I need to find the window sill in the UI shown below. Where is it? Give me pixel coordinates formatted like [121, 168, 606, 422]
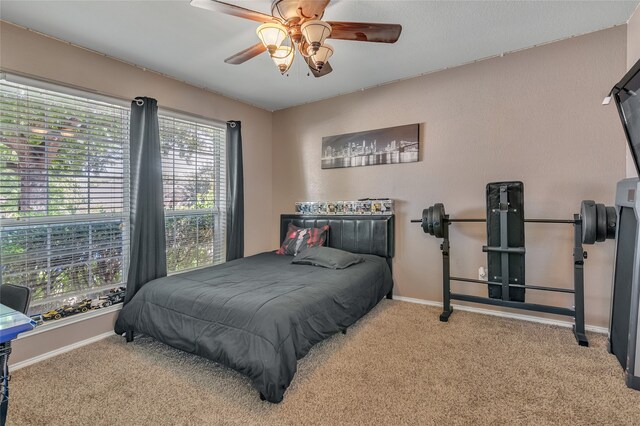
[17, 304, 122, 340]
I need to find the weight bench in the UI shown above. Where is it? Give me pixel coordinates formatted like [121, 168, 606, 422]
[486, 182, 525, 302]
[412, 181, 616, 346]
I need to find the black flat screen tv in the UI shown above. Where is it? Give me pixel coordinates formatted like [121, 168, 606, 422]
[613, 59, 640, 175]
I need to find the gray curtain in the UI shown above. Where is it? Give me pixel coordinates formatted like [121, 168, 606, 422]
[124, 97, 167, 304]
[226, 121, 244, 261]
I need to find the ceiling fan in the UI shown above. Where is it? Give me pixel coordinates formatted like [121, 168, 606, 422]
[190, 0, 402, 77]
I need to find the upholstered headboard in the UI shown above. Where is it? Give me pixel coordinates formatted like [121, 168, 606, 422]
[279, 214, 395, 266]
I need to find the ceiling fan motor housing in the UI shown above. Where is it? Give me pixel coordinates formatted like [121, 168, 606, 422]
[289, 26, 303, 44]
[271, 0, 326, 22]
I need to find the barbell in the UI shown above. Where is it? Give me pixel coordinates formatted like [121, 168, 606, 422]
[413, 200, 616, 244]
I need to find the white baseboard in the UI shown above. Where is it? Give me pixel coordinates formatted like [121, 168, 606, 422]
[10, 330, 114, 371]
[393, 295, 609, 335]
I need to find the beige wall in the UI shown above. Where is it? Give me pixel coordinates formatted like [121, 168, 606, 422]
[629, 6, 640, 73]
[272, 27, 628, 328]
[0, 21, 274, 364]
[11, 310, 120, 365]
[627, 6, 640, 177]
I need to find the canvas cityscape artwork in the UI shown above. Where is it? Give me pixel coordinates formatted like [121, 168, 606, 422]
[321, 123, 420, 169]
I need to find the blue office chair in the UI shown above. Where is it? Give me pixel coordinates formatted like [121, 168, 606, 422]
[0, 284, 31, 314]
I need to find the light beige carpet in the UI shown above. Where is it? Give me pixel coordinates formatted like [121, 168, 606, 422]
[8, 301, 640, 425]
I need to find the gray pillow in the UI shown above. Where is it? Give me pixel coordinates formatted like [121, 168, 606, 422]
[292, 246, 364, 269]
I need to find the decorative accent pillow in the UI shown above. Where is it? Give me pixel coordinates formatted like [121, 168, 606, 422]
[276, 224, 329, 256]
[292, 246, 364, 269]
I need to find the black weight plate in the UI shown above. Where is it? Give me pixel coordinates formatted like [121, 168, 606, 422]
[421, 208, 430, 233]
[581, 200, 597, 245]
[605, 206, 617, 239]
[596, 203, 607, 242]
[433, 203, 445, 238]
[427, 206, 434, 235]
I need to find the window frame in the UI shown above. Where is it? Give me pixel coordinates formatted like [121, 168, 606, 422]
[0, 76, 131, 311]
[158, 110, 227, 275]
[0, 73, 227, 313]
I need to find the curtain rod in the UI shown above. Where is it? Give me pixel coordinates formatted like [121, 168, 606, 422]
[0, 68, 227, 127]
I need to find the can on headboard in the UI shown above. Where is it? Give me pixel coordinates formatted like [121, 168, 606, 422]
[317, 202, 328, 215]
[371, 200, 383, 214]
[372, 199, 394, 215]
[359, 200, 372, 215]
[381, 199, 394, 215]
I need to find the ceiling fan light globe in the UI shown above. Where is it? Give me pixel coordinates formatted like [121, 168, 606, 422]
[256, 22, 288, 54]
[271, 45, 294, 74]
[298, 40, 312, 57]
[300, 20, 332, 48]
[311, 43, 333, 69]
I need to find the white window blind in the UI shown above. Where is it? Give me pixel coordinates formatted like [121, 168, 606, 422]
[0, 79, 130, 311]
[159, 114, 226, 274]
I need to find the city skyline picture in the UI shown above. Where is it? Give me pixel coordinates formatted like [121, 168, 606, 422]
[321, 123, 420, 169]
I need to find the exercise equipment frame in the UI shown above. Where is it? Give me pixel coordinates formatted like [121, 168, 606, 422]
[412, 213, 589, 347]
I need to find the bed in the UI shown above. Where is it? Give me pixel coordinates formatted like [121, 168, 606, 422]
[114, 214, 394, 403]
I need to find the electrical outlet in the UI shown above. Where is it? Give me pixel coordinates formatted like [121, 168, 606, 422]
[478, 266, 487, 281]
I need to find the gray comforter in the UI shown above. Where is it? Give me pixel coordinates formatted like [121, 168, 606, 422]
[114, 252, 392, 403]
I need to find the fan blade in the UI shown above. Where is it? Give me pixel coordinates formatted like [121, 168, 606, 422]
[327, 21, 402, 43]
[304, 56, 333, 78]
[225, 42, 267, 65]
[190, 0, 275, 23]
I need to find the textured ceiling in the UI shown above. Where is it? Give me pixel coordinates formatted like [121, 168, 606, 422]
[1, 1, 637, 110]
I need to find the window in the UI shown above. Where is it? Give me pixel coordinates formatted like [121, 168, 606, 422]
[159, 114, 226, 273]
[0, 79, 129, 313]
[0, 77, 226, 316]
